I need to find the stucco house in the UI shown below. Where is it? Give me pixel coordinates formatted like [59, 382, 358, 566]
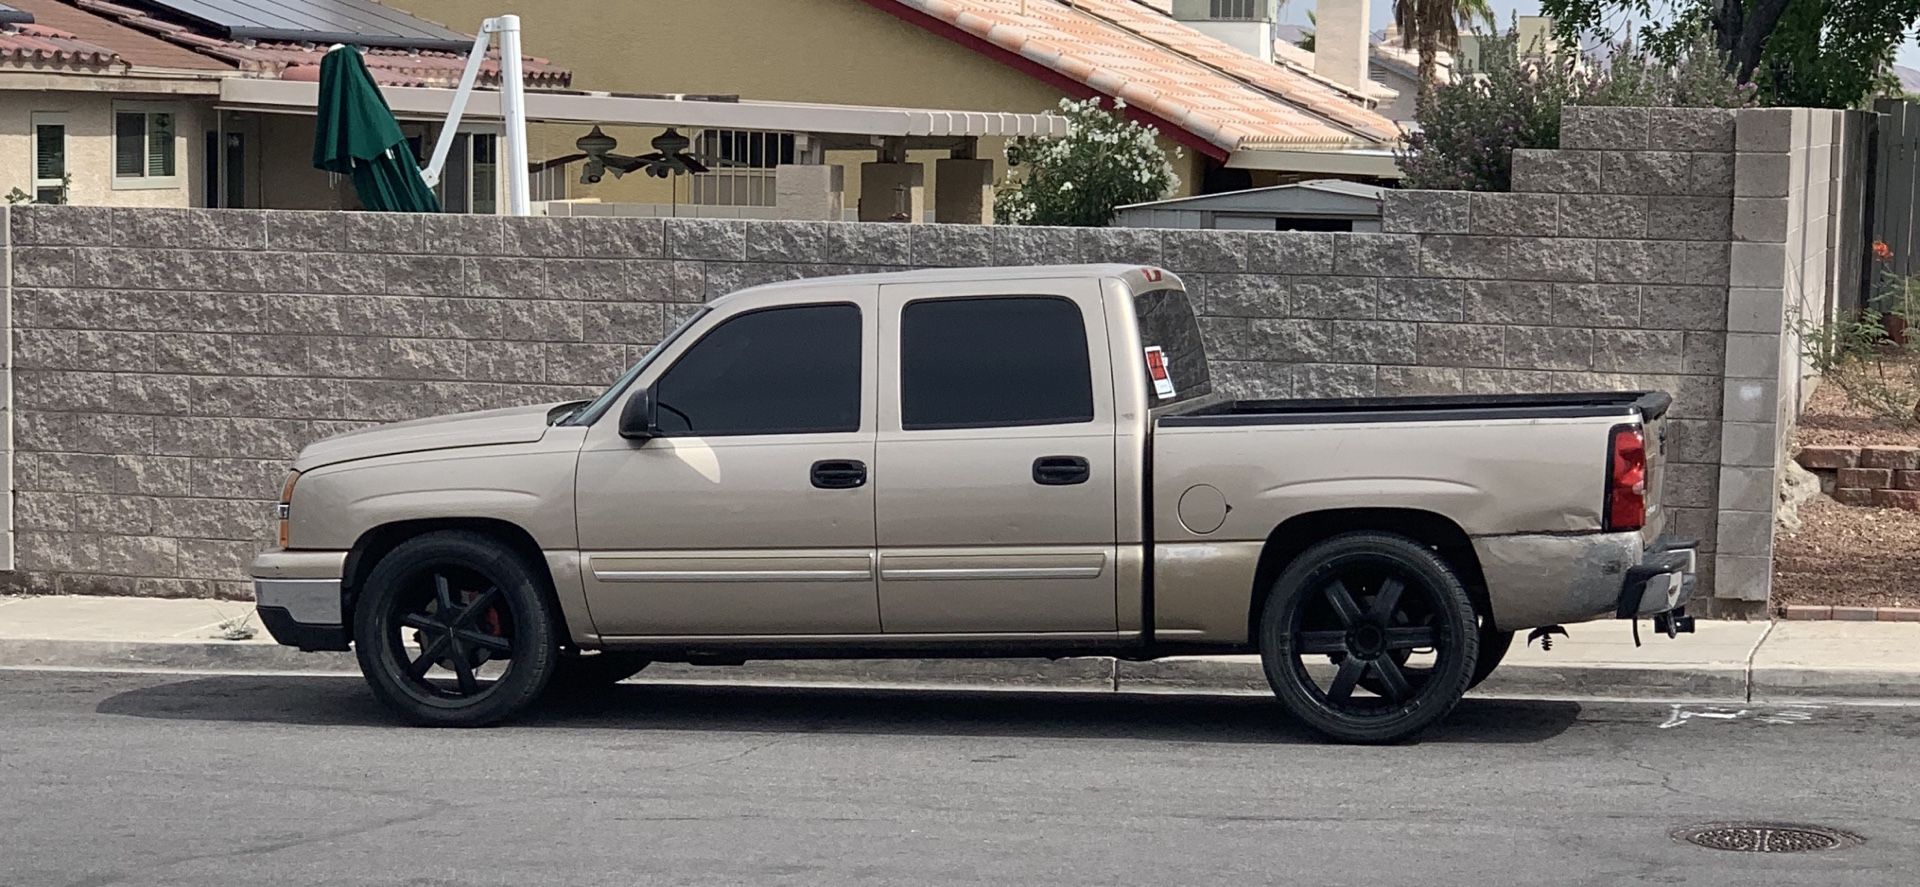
[389, 0, 1404, 217]
[0, 0, 569, 211]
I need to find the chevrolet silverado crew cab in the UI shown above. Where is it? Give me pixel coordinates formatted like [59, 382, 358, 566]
[253, 265, 1696, 743]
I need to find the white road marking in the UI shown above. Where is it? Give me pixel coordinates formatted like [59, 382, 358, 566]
[1659, 702, 1824, 728]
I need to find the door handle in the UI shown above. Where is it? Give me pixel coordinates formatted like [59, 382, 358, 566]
[810, 459, 868, 490]
[1032, 455, 1091, 486]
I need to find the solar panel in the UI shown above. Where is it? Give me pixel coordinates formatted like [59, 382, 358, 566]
[0, 3, 34, 26]
[138, 0, 471, 50]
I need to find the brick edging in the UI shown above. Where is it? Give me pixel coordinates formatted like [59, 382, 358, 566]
[1779, 605, 1920, 621]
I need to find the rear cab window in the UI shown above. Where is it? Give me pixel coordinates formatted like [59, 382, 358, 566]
[1131, 285, 1212, 408]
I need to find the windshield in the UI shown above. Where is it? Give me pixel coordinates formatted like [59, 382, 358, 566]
[563, 306, 712, 426]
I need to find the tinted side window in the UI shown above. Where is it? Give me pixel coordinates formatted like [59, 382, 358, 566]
[653, 303, 860, 436]
[900, 296, 1094, 430]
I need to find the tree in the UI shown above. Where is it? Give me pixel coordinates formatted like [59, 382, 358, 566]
[1394, 0, 1497, 89]
[995, 97, 1179, 228]
[1542, 0, 1920, 107]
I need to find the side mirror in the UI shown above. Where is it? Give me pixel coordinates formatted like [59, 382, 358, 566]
[618, 388, 660, 442]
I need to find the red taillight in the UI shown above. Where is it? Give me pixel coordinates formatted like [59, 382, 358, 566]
[1605, 425, 1647, 532]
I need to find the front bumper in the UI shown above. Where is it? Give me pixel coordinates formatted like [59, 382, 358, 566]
[252, 550, 350, 652]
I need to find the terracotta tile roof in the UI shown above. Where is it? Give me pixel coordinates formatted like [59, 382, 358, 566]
[6, 0, 222, 68]
[63, 0, 570, 87]
[0, 20, 120, 67]
[877, 0, 1398, 155]
[231, 41, 571, 88]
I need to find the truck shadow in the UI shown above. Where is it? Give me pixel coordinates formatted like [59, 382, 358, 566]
[94, 675, 1581, 745]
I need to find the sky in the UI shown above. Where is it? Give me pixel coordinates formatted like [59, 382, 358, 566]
[1271, 0, 1920, 70]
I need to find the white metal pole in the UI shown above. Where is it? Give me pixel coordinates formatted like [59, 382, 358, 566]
[421, 28, 493, 188]
[493, 14, 532, 216]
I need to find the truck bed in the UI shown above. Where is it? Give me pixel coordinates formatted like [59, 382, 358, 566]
[1159, 391, 1672, 427]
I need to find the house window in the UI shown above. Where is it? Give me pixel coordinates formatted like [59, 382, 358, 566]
[691, 130, 795, 207]
[113, 103, 178, 188]
[1209, 0, 1260, 21]
[31, 112, 66, 205]
[437, 129, 501, 214]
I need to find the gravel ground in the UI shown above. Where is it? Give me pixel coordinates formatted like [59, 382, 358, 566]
[1773, 494, 1920, 607]
[1776, 368, 1920, 608]
[1794, 367, 1920, 448]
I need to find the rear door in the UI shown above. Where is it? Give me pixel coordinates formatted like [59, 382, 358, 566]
[873, 279, 1119, 634]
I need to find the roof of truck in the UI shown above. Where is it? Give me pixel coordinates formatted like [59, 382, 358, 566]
[719, 264, 1175, 304]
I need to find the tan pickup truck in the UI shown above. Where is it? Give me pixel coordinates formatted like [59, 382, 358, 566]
[253, 265, 1696, 743]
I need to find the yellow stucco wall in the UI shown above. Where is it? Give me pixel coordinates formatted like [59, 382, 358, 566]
[0, 88, 208, 208]
[390, 0, 1200, 209]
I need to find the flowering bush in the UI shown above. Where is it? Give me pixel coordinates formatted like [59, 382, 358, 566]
[1399, 32, 1754, 192]
[996, 97, 1180, 227]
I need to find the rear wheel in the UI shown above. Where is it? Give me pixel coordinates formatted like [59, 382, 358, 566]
[1259, 532, 1479, 744]
[352, 530, 558, 727]
[1342, 616, 1513, 695]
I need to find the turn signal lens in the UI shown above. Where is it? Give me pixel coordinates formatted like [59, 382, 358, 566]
[277, 470, 300, 549]
[1604, 426, 1646, 532]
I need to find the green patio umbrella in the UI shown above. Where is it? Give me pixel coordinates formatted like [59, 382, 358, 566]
[312, 45, 441, 213]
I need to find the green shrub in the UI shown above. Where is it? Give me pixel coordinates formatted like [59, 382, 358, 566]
[1398, 33, 1754, 192]
[996, 97, 1180, 227]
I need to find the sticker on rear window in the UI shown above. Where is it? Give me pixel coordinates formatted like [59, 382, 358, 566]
[1144, 346, 1176, 400]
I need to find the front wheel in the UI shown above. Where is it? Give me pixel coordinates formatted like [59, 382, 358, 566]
[352, 530, 559, 727]
[1259, 532, 1480, 744]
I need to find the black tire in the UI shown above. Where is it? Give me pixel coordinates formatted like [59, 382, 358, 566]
[1470, 626, 1514, 690]
[1258, 532, 1480, 744]
[352, 530, 559, 727]
[547, 651, 651, 695]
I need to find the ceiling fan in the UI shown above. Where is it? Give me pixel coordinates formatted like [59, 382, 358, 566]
[532, 126, 711, 184]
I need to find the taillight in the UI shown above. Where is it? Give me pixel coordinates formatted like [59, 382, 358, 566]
[1604, 425, 1646, 532]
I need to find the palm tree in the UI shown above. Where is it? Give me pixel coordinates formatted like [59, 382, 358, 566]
[1393, 0, 1496, 91]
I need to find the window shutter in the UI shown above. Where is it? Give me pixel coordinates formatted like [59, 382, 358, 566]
[115, 112, 145, 177]
[34, 124, 63, 181]
[147, 112, 176, 177]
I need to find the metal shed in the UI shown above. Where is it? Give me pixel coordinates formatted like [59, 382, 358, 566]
[1112, 179, 1386, 231]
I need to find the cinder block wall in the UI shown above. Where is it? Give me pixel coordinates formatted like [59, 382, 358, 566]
[0, 107, 1801, 609]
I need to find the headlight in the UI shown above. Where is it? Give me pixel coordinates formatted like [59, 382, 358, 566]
[278, 470, 301, 548]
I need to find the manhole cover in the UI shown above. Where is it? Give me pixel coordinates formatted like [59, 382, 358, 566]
[1674, 823, 1861, 853]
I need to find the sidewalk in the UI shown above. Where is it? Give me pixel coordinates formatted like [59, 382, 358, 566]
[4, 594, 1919, 702]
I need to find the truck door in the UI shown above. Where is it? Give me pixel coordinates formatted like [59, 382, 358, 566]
[873, 279, 1119, 633]
[573, 292, 880, 637]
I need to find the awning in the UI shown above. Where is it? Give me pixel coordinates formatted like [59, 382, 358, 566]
[219, 78, 1068, 141]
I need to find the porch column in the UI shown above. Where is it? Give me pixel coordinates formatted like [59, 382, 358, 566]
[775, 163, 845, 220]
[858, 162, 924, 222]
[934, 157, 995, 225]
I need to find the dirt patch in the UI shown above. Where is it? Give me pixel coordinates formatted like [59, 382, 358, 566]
[1772, 494, 1920, 608]
[1794, 357, 1920, 448]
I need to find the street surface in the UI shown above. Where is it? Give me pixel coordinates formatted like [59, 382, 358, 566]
[2, 669, 1916, 886]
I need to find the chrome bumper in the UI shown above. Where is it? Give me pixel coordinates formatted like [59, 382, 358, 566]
[1474, 531, 1698, 632]
[252, 550, 349, 651]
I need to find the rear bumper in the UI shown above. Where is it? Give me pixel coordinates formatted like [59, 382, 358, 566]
[1474, 530, 1698, 632]
[252, 550, 350, 652]
[1615, 537, 1698, 619]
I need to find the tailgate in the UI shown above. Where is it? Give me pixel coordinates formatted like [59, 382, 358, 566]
[1639, 394, 1673, 543]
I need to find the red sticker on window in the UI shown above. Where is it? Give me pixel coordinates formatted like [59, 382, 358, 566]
[1143, 346, 1175, 399]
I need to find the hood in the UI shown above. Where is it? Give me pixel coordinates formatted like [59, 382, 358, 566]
[293, 402, 570, 471]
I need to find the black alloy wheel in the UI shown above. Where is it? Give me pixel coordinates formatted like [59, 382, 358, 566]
[354, 530, 558, 727]
[1259, 532, 1480, 744]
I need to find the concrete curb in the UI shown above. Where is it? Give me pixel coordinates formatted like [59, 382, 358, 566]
[6, 638, 1920, 702]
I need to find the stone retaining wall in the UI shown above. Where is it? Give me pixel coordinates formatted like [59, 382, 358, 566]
[0, 106, 1829, 613]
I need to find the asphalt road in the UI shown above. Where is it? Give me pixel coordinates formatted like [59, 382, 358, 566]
[2, 669, 1917, 887]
